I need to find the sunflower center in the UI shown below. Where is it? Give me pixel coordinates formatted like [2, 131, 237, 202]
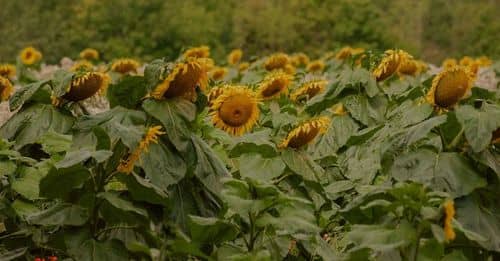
[288, 127, 320, 148]
[26, 52, 32, 59]
[219, 94, 253, 127]
[434, 70, 469, 108]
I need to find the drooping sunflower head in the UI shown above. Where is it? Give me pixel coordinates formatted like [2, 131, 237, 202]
[372, 49, 411, 82]
[335, 46, 354, 60]
[0, 64, 16, 79]
[210, 66, 228, 81]
[291, 53, 310, 67]
[79, 48, 99, 60]
[284, 64, 296, 76]
[62, 72, 107, 102]
[279, 117, 330, 149]
[0, 76, 14, 102]
[183, 45, 210, 59]
[227, 49, 243, 65]
[290, 79, 328, 102]
[476, 56, 492, 67]
[306, 60, 326, 73]
[238, 62, 250, 72]
[71, 60, 94, 72]
[151, 58, 208, 100]
[426, 66, 472, 109]
[441, 58, 457, 70]
[443, 200, 456, 242]
[459, 56, 474, 67]
[210, 86, 260, 136]
[111, 58, 140, 74]
[398, 59, 419, 76]
[20, 46, 42, 65]
[258, 71, 293, 99]
[264, 53, 290, 71]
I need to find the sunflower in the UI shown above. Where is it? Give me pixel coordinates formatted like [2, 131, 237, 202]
[20, 46, 42, 65]
[306, 60, 325, 73]
[372, 49, 411, 82]
[0, 64, 16, 79]
[258, 71, 293, 99]
[111, 58, 140, 74]
[227, 49, 243, 65]
[199, 57, 215, 71]
[466, 62, 480, 81]
[210, 86, 260, 136]
[492, 128, 500, 145]
[426, 66, 472, 109]
[238, 62, 250, 72]
[264, 53, 290, 71]
[0, 76, 14, 101]
[331, 103, 347, 116]
[443, 200, 456, 242]
[416, 60, 429, 73]
[279, 117, 330, 149]
[62, 72, 108, 102]
[441, 58, 457, 70]
[291, 53, 310, 67]
[117, 126, 166, 174]
[476, 56, 492, 67]
[459, 56, 474, 67]
[71, 60, 94, 72]
[79, 48, 99, 60]
[398, 59, 418, 76]
[210, 66, 228, 81]
[290, 80, 327, 102]
[151, 58, 207, 100]
[335, 46, 365, 60]
[284, 64, 296, 76]
[207, 86, 226, 107]
[183, 45, 210, 59]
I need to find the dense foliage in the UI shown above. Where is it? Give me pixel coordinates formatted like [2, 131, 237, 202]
[0, 45, 499, 261]
[0, 0, 499, 63]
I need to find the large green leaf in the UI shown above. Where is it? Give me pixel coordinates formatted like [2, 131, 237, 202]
[0, 104, 74, 149]
[188, 216, 239, 245]
[143, 98, 196, 151]
[9, 79, 51, 111]
[39, 165, 90, 199]
[107, 75, 147, 109]
[139, 142, 186, 189]
[281, 149, 325, 183]
[72, 239, 128, 261]
[191, 135, 229, 195]
[343, 94, 387, 126]
[310, 115, 359, 159]
[37, 130, 72, 154]
[238, 153, 285, 182]
[11, 166, 45, 200]
[229, 129, 278, 158]
[346, 222, 416, 252]
[98, 192, 148, 217]
[117, 173, 169, 206]
[27, 203, 89, 226]
[455, 104, 500, 152]
[55, 149, 112, 169]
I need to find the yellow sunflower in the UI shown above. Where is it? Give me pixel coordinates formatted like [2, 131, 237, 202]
[264, 53, 290, 71]
[372, 49, 411, 82]
[0, 76, 14, 101]
[199, 57, 215, 71]
[207, 86, 226, 107]
[443, 200, 456, 242]
[0, 64, 16, 79]
[335, 46, 365, 60]
[258, 71, 293, 99]
[416, 60, 429, 73]
[117, 126, 166, 174]
[62, 72, 108, 102]
[466, 62, 480, 81]
[183, 45, 210, 59]
[227, 49, 243, 65]
[71, 60, 94, 72]
[441, 58, 457, 70]
[306, 60, 325, 73]
[111, 58, 140, 74]
[398, 59, 418, 76]
[331, 103, 347, 116]
[426, 66, 472, 109]
[290, 80, 327, 102]
[291, 53, 310, 67]
[459, 56, 474, 67]
[284, 64, 296, 76]
[210, 66, 228, 81]
[476, 56, 492, 67]
[279, 117, 330, 149]
[20, 47, 42, 65]
[151, 58, 207, 100]
[210, 86, 260, 136]
[238, 62, 250, 72]
[79, 48, 99, 60]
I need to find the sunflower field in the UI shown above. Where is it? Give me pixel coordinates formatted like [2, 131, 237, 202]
[0, 45, 499, 261]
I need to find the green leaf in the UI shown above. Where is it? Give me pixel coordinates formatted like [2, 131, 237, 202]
[11, 167, 44, 200]
[51, 70, 75, 97]
[39, 165, 90, 199]
[239, 153, 285, 182]
[37, 130, 72, 154]
[401, 115, 447, 146]
[143, 98, 196, 151]
[0, 104, 74, 149]
[417, 238, 443, 261]
[191, 135, 229, 195]
[27, 203, 89, 226]
[117, 173, 169, 206]
[229, 129, 278, 158]
[11, 199, 39, 218]
[343, 94, 387, 126]
[139, 142, 186, 189]
[107, 76, 147, 109]
[441, 250, 468, 261]
[346, 222, 416, 252]
[73, 239, 128, 261]
[310, 115, 359, 158]
[98, 192, 148, 217]
[188, 216, 239, 244]
[281, 149, 325, 183]
[55, 149, 112, 168]
[343, 144, 381, 184]
[0, 248, 28, 261]
[455, 104, 500, 152]
[9, 79, 51, 111]
[390, 149, 437, 184]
